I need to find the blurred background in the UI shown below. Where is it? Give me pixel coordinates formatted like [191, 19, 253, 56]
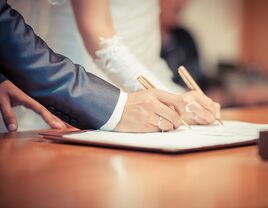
[160, 0, 268, 107]
[7, 0, 268, 110]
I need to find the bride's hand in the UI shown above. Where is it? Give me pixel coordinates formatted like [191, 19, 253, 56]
[178, 90, 221, 125]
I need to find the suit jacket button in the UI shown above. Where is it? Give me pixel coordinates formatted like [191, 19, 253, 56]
[62, 115, 70, 121]
[70, 119, 78, 125]
[47, 106, 55, 113]
[55, 111, 62, 116]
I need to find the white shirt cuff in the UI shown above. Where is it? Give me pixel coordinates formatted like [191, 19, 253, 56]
[100, 91, 128, 131]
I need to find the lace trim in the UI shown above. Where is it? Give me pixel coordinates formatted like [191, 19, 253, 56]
[95, 35, 169, 91]
[48, 0, 66, 5]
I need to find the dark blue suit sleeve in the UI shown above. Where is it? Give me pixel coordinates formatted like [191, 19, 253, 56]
[0, 0, 120, 129]
[0, 73, 6, 83]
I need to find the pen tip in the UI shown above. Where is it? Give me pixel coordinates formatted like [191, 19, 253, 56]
[218, 119, 224, 125]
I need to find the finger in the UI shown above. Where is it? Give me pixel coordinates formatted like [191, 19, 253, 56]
[186, 101, 216, 124]
[151, 100, 181, 129]
[142, 124, 161, 133]
[19, 96, 66, 129]
[191, 113, 210, 125]
[150, 114, 175, 132]
[151, 89, 185, 115]
[194, 115, 210, 125]
[114, 121, 159, 133]
[193, 92, 220, 116]
[0, 96, 18, 131]
[64, 122, 79, 130]
[180, 111, 207, 125]
[49, 114, 68, 129]
[35, 107, 66, 129]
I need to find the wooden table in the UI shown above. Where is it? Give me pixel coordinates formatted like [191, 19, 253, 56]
[1, 106, 268, 208]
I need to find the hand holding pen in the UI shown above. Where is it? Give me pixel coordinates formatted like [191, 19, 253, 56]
[178, 66, 223, 125]
[137, 76, 191, 129]
[137, 66, 222, 129]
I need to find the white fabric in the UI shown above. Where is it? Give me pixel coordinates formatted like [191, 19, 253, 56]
[100, 91, 128, 131]
[95, 36, 170, 91]
[0, 0, 184, 132]
[109, 0, 184, 93]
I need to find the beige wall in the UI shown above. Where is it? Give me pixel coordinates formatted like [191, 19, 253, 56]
[180, 0, 242, 75]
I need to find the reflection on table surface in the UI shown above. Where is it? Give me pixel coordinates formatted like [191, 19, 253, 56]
[0, 106, 268, 208]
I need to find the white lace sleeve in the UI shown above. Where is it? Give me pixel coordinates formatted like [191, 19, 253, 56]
[94, 36, 171, 92]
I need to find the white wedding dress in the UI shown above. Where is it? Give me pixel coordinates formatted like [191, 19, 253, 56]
[0, 0, 184, 132]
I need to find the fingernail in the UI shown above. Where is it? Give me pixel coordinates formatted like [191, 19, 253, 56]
[8, 123, 17, 131]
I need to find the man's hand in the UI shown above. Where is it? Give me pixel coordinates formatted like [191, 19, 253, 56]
[0, 80, 66, 132]
[114, 89, 221, 133]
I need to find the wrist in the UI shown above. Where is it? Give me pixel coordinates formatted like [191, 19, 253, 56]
[100, 90, 128, 131]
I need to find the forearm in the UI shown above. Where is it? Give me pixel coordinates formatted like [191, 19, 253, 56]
[71, 0, 114, 58]
[95, 36, 171, 91]
[0, 73, 6, 84]
[71, 0, 171, 92]
[0, 0, 120, 129]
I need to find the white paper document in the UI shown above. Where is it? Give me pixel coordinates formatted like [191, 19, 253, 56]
[49, 121, 268, 152]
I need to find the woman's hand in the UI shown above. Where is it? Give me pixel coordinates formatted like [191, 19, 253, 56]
[0, 80, 66, 132]
[178, 90, 221, 125]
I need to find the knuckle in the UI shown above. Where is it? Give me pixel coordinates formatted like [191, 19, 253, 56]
[136, 108, 148, 121]
[142, 110, 154, 123]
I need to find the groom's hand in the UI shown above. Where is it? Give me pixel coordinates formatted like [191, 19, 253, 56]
[0, 80, 66, 132]
[114, 89, 183, 132]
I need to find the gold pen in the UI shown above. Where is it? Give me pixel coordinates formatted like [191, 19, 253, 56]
[178, 66, 224, 125]
[137, 76, 191, 129]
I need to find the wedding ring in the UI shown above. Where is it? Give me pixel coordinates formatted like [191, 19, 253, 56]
[157, 116, 163, 128]
[185, 101, 196, 113]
